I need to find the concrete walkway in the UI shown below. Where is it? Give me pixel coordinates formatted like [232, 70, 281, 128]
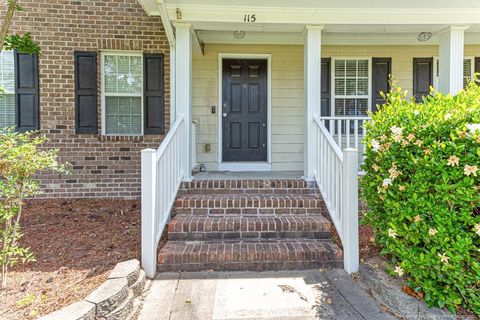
[139, 269, 397, 320]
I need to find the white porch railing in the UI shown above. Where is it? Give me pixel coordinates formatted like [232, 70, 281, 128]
[319, 116, 371, 170]
[313, 114, 359, 273]
[141, 114, 186, 278]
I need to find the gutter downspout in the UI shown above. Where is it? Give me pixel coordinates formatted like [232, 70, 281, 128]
[158, 0, 176, 126]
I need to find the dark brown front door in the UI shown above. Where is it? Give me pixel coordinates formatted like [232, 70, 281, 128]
[222, 59, 267, 162]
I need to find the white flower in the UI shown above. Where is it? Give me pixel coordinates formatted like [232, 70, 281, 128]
[383, 178, 393, 187]
[388, 228, 397, 238]
[414, 215, 422, 223]
[438, 253, 449, 264]
[413, 110, 420, 116]
[428, 228, 438, 236]
[466, 123, 480, 134]
[394, 265, 404, 276]
[444, 113, 453, 120]
[371, 139, 381, 152]
[474, 223, 480, 236]
[390, 125, 403, 136]
[464, 165, 479, 177]
[447, 156, 460, 167]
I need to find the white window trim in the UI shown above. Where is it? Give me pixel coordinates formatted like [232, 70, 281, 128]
[330, 57, 372, 117]
[101, 51, 144, 136]
[433, 56, 474, 89]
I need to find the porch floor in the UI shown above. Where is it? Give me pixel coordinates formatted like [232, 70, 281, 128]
[192, 171, 304, 180]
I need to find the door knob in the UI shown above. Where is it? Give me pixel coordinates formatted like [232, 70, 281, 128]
[223, 113, 227, 118]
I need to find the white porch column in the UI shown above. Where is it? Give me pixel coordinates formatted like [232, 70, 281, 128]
[438, 26, 468, 95]
[304, 25, 324, 178]
[174, 22, 193, 181]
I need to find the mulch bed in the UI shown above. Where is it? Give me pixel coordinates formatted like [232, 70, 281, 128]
[0, 199, 140, 320]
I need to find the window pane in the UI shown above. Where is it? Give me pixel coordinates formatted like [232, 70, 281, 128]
[103, 54, 142, 95]
[335, 60, 345, 77]
[357, 60, 368, 78]
[344, 99, 356, 116]
[0, 94, 15, 129]
[334, 78, 345, 95]
[334, 98, 345, 116]
[357, 98, 368, 116]
[345, 78, 357, 95]
[105, 96, 142, 135]
[345, 60, 357, 77]
[357, 78, 368, 95]
[0, 51, 15, 93]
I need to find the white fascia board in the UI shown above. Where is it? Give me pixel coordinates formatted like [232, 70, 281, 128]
[137, 0, 161, 16]
[166, 5, 480, 25]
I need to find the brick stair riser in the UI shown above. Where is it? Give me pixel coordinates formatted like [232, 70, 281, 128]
[157, 240, 343, 272]
[167, 216, 331, 240]
[174, 197, 325, 210]
[178, 188, 317, 195]
[158, 260, 343, 272]
[180, 180, 316, 190]
[169, 230, 331, 241]
[174, 208, 327, 215]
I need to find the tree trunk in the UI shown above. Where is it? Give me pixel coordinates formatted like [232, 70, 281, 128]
[0, 0, 18, 52]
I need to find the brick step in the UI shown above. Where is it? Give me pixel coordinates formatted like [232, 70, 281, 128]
[157, 239, 342, 272]
[179, 179, 317, 195]
[167, 215, 332, 241]
[173, 194, 328, 215]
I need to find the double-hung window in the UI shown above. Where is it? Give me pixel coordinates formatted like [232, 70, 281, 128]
[102, 52, 143, 135]
[332, 58, 370, 117]
[0, 51, 15, 129]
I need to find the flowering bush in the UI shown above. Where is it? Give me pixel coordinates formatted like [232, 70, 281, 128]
[361, 81, 480, 315]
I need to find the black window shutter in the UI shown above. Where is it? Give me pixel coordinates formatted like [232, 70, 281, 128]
[143, 53, 165, 135]
[371, 57, 391, 112]
[14, 51, 39, 132]
[413, 58, 433, 103]
[475, 57, 480, 84]
[321, 58, 331, 117]
[74, 51, 97, 134]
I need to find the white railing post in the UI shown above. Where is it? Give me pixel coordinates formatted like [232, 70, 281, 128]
[141, 149, 157, 279]
[342, 148, 359, 273]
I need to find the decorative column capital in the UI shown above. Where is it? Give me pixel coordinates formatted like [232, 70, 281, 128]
[438, 25, 470, 36]
[172, 21, 192, 30]
[304, 25, 325, 33]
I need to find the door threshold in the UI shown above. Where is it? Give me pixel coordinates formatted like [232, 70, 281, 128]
[218, 162, 272, 172]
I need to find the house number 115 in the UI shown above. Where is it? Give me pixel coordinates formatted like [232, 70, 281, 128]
[243, 14, 256, 23]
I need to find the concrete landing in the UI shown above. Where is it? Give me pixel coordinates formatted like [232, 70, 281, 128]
[139, 269, 397, 320]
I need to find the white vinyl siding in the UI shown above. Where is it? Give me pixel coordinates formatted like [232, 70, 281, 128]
[0, 51, 15, 129]
[102, 52, 143, 135]
[332, 58, 371, 117]
[433, 57, 474, 90]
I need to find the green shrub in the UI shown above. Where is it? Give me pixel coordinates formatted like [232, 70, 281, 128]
[361, 81, 480, 315]
[0, 128, 67, 289]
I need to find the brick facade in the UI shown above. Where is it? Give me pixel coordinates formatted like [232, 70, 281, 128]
[6, 0, 170, 198]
